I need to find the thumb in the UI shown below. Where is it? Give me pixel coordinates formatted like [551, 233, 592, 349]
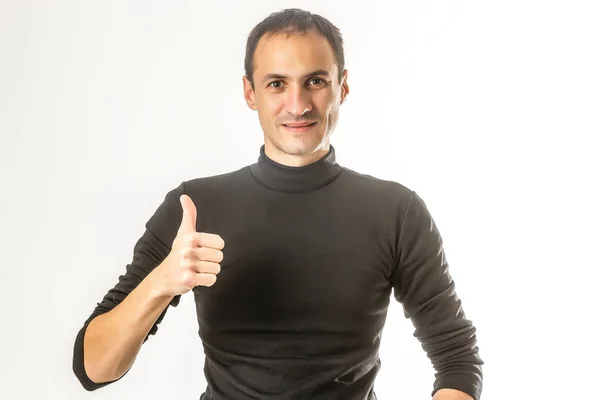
[177, 194, 197, 235]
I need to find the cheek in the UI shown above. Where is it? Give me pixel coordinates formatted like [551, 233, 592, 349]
[259, 96, 284, 120]
[316, 92, 337, 114]
[325, 102, 341, 127]
[272, 99, 285, 115]
[323, 100, 337, 118]
[256, 95, 283, 113]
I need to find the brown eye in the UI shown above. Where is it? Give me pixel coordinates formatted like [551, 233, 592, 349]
[309, 78, 324, 85]
[269, 81, 283, 88]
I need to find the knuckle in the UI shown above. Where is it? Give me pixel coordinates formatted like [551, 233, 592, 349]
[181, 270, 192, 285]
[185, 233, 197, 245]
[182, 258, 195, 270]
[178, 258, 187, 268]
[179, 247, 190, 258]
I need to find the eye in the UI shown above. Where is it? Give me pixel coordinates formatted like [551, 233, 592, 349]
[309, 78, 324, 85]
[268, 80, 283, 88]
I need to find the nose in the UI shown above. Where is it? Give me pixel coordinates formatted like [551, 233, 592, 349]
[284, 84, 312, 117]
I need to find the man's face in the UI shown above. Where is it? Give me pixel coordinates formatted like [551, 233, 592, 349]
[243, 30, 349, 166]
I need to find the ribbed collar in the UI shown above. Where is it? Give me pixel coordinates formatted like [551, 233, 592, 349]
[249, 145, 342, 194]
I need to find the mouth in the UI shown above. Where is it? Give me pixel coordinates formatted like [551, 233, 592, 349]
[282, 122, 317, 133]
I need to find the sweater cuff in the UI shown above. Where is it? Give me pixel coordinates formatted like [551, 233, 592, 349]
[432, 375, 482, 400]
[72, 319, 121, 391]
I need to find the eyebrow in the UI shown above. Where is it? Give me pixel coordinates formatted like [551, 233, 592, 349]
[261, 69, 331, 83]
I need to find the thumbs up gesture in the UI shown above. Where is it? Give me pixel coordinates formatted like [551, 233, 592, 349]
[153, 195, 225, 297]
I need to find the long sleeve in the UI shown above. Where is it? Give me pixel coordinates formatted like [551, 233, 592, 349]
[72, 181, 186, 391]
[389, 191, 484, 400]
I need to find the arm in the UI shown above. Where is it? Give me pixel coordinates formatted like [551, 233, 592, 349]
[433, 388, 475, 400]
[72, 183, 185, 390]
[390, 191, 484, 400]
[81, 250, 175, 384]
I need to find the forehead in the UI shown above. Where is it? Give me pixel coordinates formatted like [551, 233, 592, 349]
[253, 30, 338, 78]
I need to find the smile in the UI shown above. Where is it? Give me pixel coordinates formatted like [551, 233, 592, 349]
[282, 122, 317, 132]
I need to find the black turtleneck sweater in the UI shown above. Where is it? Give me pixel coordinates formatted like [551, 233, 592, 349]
[73, 145, 484, 400]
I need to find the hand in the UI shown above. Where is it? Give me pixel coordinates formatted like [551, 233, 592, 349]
[152, 194, 225, 297]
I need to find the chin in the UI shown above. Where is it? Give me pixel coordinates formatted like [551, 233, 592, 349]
[282, 137, 327, 156]
[265, 122, 331, 157]
[276, 143, 311, 156]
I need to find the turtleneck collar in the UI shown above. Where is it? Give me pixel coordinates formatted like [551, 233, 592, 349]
[249, 145, 342, 194]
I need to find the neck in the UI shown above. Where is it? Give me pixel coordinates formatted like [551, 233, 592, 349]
[249, 144, 341, 194]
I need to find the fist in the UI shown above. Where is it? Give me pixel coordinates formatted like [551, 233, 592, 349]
[153, 194, 225, 297]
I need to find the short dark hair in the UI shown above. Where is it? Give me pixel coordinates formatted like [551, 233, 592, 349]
[244, 8, 345, 88]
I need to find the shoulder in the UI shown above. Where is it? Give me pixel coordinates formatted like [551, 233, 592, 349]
[339, 166, 416, 205]
[153, 165, 251, 204]
[184, 165, 251, 193]
[145, 166, 251, 235]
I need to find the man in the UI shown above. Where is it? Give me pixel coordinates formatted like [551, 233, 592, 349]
[73, 8, 484, 400]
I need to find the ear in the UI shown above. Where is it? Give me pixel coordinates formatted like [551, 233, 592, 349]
[243, 76, 257, 111]
[340, 69, 349, 104]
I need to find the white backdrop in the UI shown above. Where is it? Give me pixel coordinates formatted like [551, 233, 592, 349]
[1, 1, 598, 399]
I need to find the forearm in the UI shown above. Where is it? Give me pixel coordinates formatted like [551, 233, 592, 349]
[83, 266, 173, 383]
[433, 388, 474, 400]
[391, 191, 484, 400]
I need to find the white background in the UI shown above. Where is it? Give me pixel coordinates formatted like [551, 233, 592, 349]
[1, 1, 599, 399]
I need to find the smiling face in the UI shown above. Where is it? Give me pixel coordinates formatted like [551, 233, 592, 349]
[243, 30, 349, 167]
